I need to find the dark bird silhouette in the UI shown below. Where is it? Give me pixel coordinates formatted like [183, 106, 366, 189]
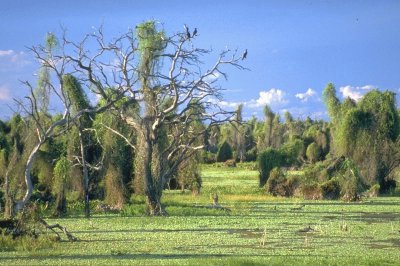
[242, 49, 248, 60]
[298, 225, 314, 233]
[193, 28, 198, 37]
[184, 24, 191, 39]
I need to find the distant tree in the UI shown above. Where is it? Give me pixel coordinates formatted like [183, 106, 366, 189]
[263, 105, 275, 149]
[306, 142, 320, 163]
[233, 104, 246, 162]
[258, 148, 283, 187]
[217, 141, 233, 162]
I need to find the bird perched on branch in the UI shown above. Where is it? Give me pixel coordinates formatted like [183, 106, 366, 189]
[184, 24, 191, 39]
[192, 28, 198, 37]
[242, 49, 248, 60]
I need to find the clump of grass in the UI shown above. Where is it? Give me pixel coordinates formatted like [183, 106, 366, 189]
[259, 227, 267, 246]
[0, 233, 55, 252]
[340, 221, 348, 232]
[120, 204, 146, 216]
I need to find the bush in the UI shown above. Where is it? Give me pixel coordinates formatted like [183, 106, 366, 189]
[217, 141, 233, 162]
[265, 168, 301, 197]
[306, 142, 321, 163]
[245, 147, 257, 162]
[280, 139, 304, 165]
[286, 175, 301, 197]
[320, 179, 340, 199]
[302, 162, 327, 184]
[338, 159, 366, 201]
[200, 150, 216, 164]
[258, 148, 284, 187]
[265, 167, 287, 196]
[225, 159, 237, 167]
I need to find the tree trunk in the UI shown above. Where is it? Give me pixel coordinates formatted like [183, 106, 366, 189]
[14, 142, 41, 213]
[143, 137, 165, 216]
[52, 188, 66, 217]
[3, 171, 13, 219]
[79, 129, 90, 218]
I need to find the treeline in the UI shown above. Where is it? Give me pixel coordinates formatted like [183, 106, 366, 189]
[1, 82, 399, 218]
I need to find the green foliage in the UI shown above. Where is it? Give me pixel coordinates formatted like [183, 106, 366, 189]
[322, 83, 341, 124]
[175, 155, 202, 195]
[265, 167, 286, 196]
[258, 148, 284, 187]
[217, 141, 233, 162]
[306, 142, 320, 163]
[279, 138, 304, 165]
[338, 159, 365, 201]
[63, 74, 91, 113]
[323, 85, 400, 189]
[52, 157, 70, 217]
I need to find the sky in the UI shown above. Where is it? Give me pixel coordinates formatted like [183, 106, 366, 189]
[1, 0, 400, 121]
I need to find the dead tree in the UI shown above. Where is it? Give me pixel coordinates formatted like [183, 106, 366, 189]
[14, 22, 246, 216]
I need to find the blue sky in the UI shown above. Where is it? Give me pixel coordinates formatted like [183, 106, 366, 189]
[1, 0, 399, 120]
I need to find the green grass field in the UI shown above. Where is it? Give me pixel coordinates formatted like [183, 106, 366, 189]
[1, 163, 400, 265]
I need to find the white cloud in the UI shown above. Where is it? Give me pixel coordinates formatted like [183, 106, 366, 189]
[0, 85, 11, 101]
[250, 88, 287, 107]
[207, 88, 288, 110]
[219, 100, 241, 108]
[295, 88, 316, 102]
[0, 50, 14, 56]
[0, 49, 31, 68]
[339, 85, 376, 102]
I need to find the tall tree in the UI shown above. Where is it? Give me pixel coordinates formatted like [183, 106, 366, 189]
[63, 74, 94, 217]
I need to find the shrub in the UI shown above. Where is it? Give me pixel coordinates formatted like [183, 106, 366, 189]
[258, 148, 284, 187]
[319, 179, 340, 199]
[265, 167, 286, 196]
[225, 159, 237, 167]
[280, 139, 304, 165]
[245, 147, 257, 162]
[338, 159, 366, 201]
[217, 141, 233, 162]
[200, 150, 216, 164]
[302, 162, 325, 185]
[266, 168, 301, 197]
[286, 175, 301, 197]
[306, 142, 321, 163]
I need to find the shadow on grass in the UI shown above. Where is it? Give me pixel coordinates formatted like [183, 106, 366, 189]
[0, 252, 334, 262]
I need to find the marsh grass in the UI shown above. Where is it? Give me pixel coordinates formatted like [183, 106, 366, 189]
[1, 163, 399, 265]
